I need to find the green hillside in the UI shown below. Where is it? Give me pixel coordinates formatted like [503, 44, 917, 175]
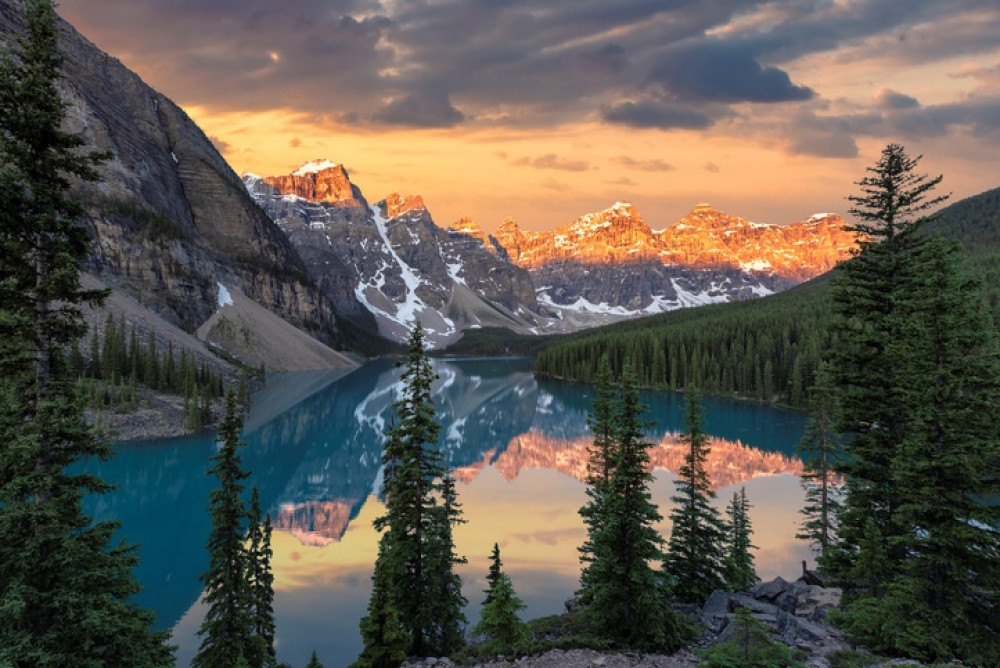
[452, 186, 1000, 407]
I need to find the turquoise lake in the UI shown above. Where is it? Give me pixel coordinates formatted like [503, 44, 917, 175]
[83, 357, 810, 667]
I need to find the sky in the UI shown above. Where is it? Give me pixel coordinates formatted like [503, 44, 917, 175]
[56, 1, 1000, 233]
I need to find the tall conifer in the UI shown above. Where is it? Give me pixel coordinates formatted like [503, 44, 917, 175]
[357, 322, 466, 662]
[796, 363, 841, 559]
[194, 390, 253, 667]
[0, 1, 170, 663]
[723, 487, 758, 592]
[665, 386, 727, 604]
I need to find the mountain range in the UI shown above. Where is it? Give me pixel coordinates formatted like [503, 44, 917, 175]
[244, 162, 858, 347]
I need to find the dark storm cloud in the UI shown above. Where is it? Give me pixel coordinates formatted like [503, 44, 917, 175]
[875, 89, 921, 111]
[646, 40, 814, 104]
[55, 0, 1000, 137]
[371, 92, 465, 128]
[602, 100, 714, 130]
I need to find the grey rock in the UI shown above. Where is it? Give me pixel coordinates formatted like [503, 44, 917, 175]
[731, 594, 779, 616]
[750, 576, 793, 601]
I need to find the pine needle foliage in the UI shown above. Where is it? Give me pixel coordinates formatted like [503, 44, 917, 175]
[665, 386, 728, 605]
[0, 1, 171, 663]
[357, 323, 467, 664]
[473, 544, 529, 657]
[723, 487, 759, 592]
[194, 391, 253, 667]
[579, 363, 690, 651]
[828, 145, 1000, 664]
[795, 363, 841, 559]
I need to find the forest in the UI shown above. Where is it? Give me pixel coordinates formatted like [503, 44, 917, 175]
[531, 185, 1000, 408]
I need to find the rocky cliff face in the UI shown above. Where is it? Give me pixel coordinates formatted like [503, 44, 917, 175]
[245, 165, 542, 346]
[491, 202, 857, 319]
[0, 0, 346, 348]
[249, 161, 858, 344]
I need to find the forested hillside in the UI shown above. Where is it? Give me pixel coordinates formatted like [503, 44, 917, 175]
[532, 186, 1000, 407]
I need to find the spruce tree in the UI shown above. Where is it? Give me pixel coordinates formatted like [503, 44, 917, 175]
[472, 560, 529, 658]
[665, 386, 727, 605]
[828, 144, 948, 578]
[247, 486, 277, 668]
[723, 487, 759, 592]
[590, 366, 684, 648]
[0, 1, 171, 663]
[483, 542, 503, 604]
[576, 356, 616, 604]
[357, 322, 466, 662]
[305, 650, 324, 668]
[828, 145, 1000, 663]
[194, 390, 253, 667]
[796, 363, 841, 559]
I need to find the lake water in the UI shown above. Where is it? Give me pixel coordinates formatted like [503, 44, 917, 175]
[83, 357, 810, 667]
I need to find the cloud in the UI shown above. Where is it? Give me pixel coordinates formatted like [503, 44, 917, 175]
[371, 92, 465, 128]
[289, 137, 302, 148]
[512, 153, 591, 172]
[646, 39, 814, 104]
[602, 100, 714, 130]
[703, 162, 720, 173]
[785, 111, 859, 158]
[875, 88, 920, 110]
[614, 156, 675, 172]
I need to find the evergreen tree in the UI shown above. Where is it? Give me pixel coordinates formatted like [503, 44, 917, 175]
[588, 365, 685, 649]
[424, 472, 467, 655]
[828, 144, 948, 578]
[472, 563, 529, 657]
[796, 363, 841, 559]
[247, 486, 277, 668]
[305, 650, 324, 668]
[665, 386, 727, 604]
[0, 1, 171, 663]
[358, 322, 466, 662]
[355, 549, 409, 668]
[483, 541, 503, 604]
[194, 390, 253, 667]
[723, 487, 759, 592]
[576, 356, 616, 604]
[697, 606, 800, 668]
[828, 145, 1000, 663]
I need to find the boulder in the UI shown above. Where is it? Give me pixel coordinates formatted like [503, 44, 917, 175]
[750, 576, 793, 601]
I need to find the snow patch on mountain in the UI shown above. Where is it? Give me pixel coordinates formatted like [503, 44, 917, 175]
[216, 282, 233, 308]
[293, 159, 340, 176]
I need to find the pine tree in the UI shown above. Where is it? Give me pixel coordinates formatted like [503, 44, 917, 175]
[472, 553, 529, 658]
[483, 542, 503, 604]
[796, 363, 841, 559]
[247, 486, 276, 668]
[0, 1, 171, 663]
[665, 386, 727, 605]
[828, 144, 948, 578]
[194, 390, 253, 667]
[355, 548, 409, 668]
[723, 487, 759, 592]
[576, 356, 617, 604]
[592, 366, 683, 648]
[828, 145, 1000, 663]
[358, 322, 466, 662]
[305, 650, 324, 668]
[424, 472, 467, 655]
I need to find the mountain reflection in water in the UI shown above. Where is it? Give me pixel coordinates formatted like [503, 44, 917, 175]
[84, 357, 810, 668]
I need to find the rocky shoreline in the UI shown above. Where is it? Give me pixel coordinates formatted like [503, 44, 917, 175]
[401, 575, 949, 668]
